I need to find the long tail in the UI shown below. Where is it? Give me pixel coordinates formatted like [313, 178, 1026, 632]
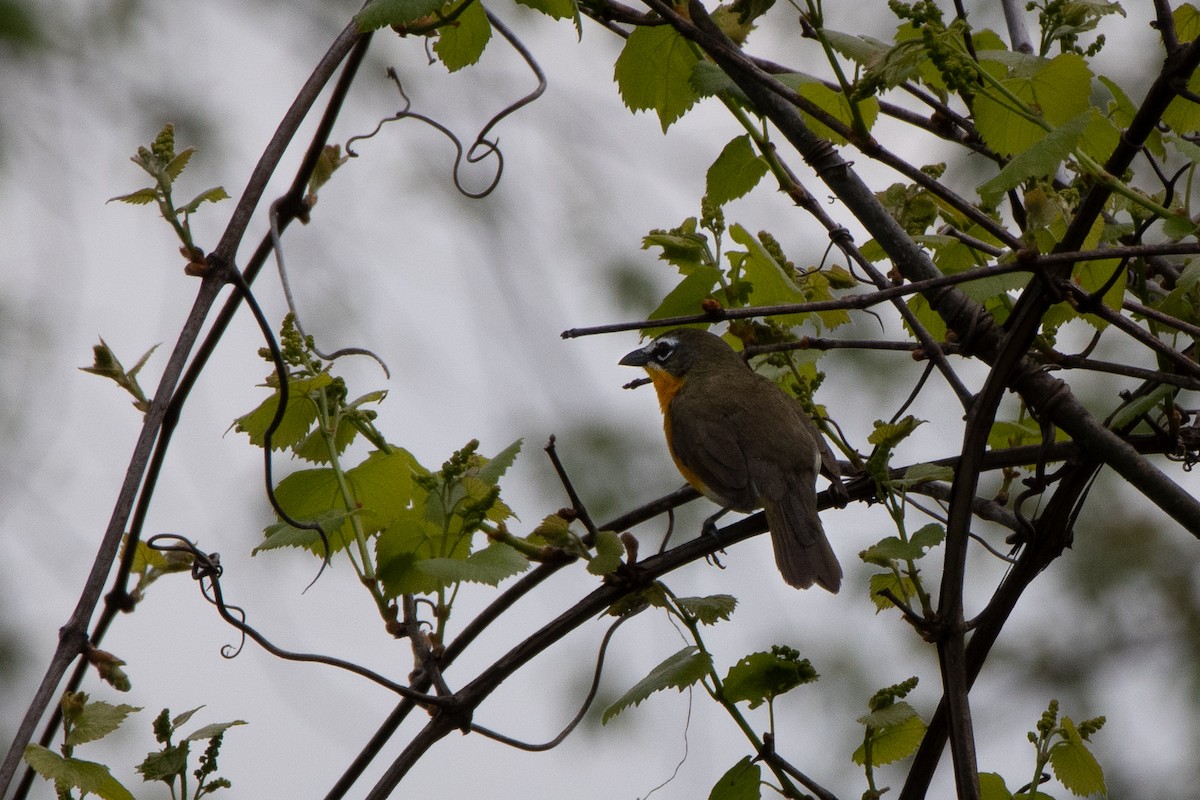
[764, 490, 842, 593]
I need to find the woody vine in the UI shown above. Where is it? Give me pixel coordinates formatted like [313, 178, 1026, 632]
[4, 1, 1200, 800]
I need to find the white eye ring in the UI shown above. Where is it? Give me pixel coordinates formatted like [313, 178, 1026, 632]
[650, 339, 676, 362]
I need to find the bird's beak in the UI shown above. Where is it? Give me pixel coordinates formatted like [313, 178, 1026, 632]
[619, 344, 652, 367]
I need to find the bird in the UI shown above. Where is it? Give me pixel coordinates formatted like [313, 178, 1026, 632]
[619, 327, 843, 592]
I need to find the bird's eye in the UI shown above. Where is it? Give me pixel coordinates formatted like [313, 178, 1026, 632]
[651, 340, 676, 362]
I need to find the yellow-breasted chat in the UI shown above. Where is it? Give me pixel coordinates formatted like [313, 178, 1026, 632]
[620, 327, 844, 592]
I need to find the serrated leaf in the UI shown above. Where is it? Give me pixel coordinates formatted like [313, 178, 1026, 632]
[677, 594, 737, 625]
[433, 0, 491, 72]
[66, 701, 141, 746]
[614, 25, 700, 132]
[108, 187, 159, 205]
[857, 699, 919, 728]
[706, 135, 769, 207]
[419, 541, 528, 586]
[180, 186, 229, 215]
[722, 650, 818, 709]
[822, 28, 892, 66]
[164, 147, 195, 180]
[708, 756, 761, 800]
[867, 415, 924, 447]
[291, 415, 359, 464]
[355, 0, 446, 29]
[642, 218, 708, 273]
[852, 713, 926, 766]
[868, 571, 919, 612]
[183, 719, 248, 742]
[860, 524, 943, 566]
[1049, 718, 1106, 796]
[477, 439, 522, 484]
[256, 508, 354, 554]
[974, 52, 1092, 157]
[588, 529, 624, 575]
[602, 647, 711, 723]
[978, 110, 1092, 206]
[24, 745, 135, 800]
[376, 511, 452, 597]
[137, 746, 188, 781]
[234, 373, 333, 451]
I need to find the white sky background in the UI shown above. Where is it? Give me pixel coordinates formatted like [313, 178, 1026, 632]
[2, 1, 1198, 798]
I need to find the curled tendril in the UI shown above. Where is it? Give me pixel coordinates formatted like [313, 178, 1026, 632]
[145, 534, 442, 703]
[146, 534, 247, 657]
[346, 10, 546, 199]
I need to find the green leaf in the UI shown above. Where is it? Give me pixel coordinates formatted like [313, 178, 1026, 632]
[860, 524, 944, 566]
[775, 74, 879, 144]
[706, 135, 769, 207]
[476, 438, 523, 484]
[179, 186, 230, 215]
[345, 448, 421, 534]
[376, 510, 451, 597]
[614, 25, 700, 132]
[164, 147, 195, 181]
[433, 0, 491, 72]
[355, 0, 447, 29]
[676, 594, 737, 625]
[419, 541, 528, 585]
[822, 28, 892, 66]
[642, 218, 709, 273]
[234, 373, 333, 451]
[722, 649, 818, 709]
[602, 646, 712, 723]
[587, 529, 624, 575]
[988, 417, 1042, 450]
[867, 415, 924, 448]
[513, 0, 576, 19]
[137, 745, 189, 782]
[291, 414, 359, 463]
[1109, 383, 1175, 431]
[690, 61, 745, 102]
[108, 187, 159, 205]
[868, 571, 919, 612]
[171, 707, 205, 731]
[978, 110, 1092, 206]
[857, 699, 919, 729]
[979, 772, 1014, 800]
[67, 701, 141, 746]
[852, 713, 926, 766]
[646, 266, 723, 324]
[256, 508, 354, 554]
[974, 52, 1092, 157]
[890, 463, 954, 489]
[708, 756, 761, 800]
[24, 745, 135, 800]
[904, 293, 947, 341]
[1049, 718, 1106, 796]
[182, 719, 248, 741]
[728, 224, 808, 325]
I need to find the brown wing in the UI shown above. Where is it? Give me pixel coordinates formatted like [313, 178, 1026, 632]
[666, 380, 757, 510]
